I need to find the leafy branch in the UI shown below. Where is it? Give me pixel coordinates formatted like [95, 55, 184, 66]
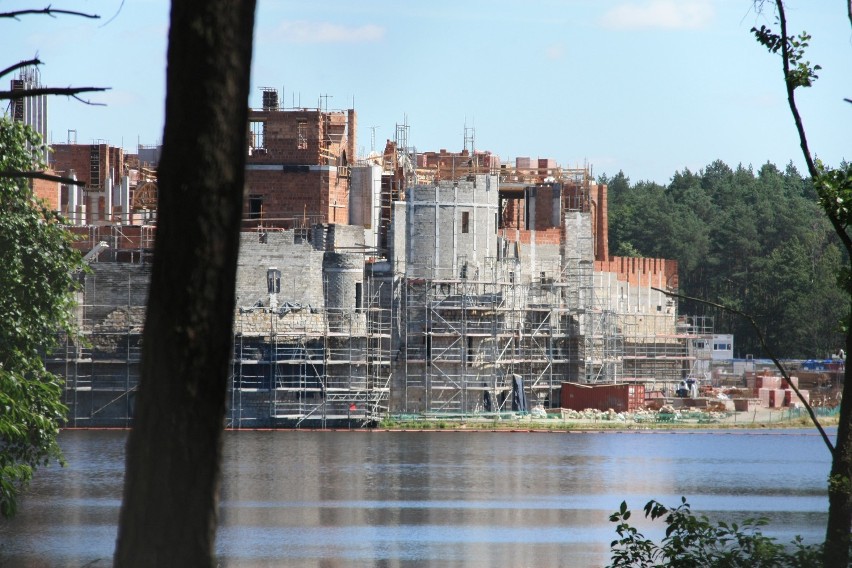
[608, 497, 821, 567]
[652, 286, 834, 455]
[751, 2, 852, 255]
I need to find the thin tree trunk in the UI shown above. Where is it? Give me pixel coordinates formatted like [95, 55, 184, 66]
[825, 325, 852, 566]
[114, 1, 255, 566]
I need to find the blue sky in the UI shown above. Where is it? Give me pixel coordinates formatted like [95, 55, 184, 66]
[3, 0, 850, 184]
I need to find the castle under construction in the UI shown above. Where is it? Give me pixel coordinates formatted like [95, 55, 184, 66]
[29, 91, 711, 427]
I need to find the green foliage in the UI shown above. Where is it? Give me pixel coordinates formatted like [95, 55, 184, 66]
[751, 26, 821, 89]
[608, 497, 822, 567]
[605, 160, 845, 357]
[814, 160, 852, 255]
[0, 117, 84, 517]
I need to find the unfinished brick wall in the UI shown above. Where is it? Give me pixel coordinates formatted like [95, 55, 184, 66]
[51, 143, 123, 189]
[594, 256, 679, 290]
[244, 108, 355, 226]
[500, 193, 524, 230]
[417, 148, 500, 180]
[32, 174, 60, 211]
[500, 227, 562, 245]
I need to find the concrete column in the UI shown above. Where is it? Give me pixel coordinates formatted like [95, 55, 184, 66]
[68, 173, 79, 225]
[120, 176, 130, 225]
[105, 177, 113, 222]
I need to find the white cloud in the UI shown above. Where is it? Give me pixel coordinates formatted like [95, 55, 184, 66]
[600, 0, 714, 30]
[545, 43, 566, 60]
[271, 21, 385, 44]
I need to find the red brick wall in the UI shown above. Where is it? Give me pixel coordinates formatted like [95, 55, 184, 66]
[500, 228, 562, 245]
[51, 143, 123, 189]
[245, 109, 353, 226]
[245, 169, 322, 221]
[31, 174, 60, 211]
[501, 196, 524, 230]
[51, 145, 91, 184]
[595, 256, 679, 291]
[533, 185, 557, 230]
[594, 183, 608, 261]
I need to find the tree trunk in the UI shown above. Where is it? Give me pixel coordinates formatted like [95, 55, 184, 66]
[113, 1, 255, 566]
[825, 324, 852, 567]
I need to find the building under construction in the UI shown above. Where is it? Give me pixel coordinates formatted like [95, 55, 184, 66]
[42, 98, 712, 427]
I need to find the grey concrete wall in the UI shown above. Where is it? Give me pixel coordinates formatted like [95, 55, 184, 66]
[236, 231, 325, 307]
[405, 175, 498, 280]
[349, 164, 382, 249]
[563, 211, 594, 262]
[390, 201, 407, 274]
[83, 263, 151, 323]
[312, 224, 365, 252]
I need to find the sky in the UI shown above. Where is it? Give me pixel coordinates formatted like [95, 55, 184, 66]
[3, 0, 850, 185]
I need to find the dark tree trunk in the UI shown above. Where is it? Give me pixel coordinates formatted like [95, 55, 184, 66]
[825, 325, 852, 567]
[114, 2, 255, 566]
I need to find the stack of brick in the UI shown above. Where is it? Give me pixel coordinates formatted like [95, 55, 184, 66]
[752, 370, 809, 408]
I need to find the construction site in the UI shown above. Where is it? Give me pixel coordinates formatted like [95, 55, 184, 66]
[22, 85, 718, 428]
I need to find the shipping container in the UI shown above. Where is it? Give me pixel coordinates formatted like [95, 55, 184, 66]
[560, 382, 645, 412]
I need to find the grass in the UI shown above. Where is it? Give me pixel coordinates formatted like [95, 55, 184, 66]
[375, 410, 840, 432]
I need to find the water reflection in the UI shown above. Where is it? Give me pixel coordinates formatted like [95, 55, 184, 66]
[0, 429, 831, 567]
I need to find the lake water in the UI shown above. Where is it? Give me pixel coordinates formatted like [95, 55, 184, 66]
[0, 428, 832, 567]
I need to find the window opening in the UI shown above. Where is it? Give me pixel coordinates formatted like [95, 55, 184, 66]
[248, 195, 263, 220]
[266, 268, 281, 294]
[297, 121, 308, 150]
[249, 121, 265, 153]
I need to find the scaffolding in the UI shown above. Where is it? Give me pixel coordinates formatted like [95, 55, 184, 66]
[620, 312, 713, 390]
[229, 275, 392, 427]
[400, 252, 597, 415]
[47, 267, 145, 427]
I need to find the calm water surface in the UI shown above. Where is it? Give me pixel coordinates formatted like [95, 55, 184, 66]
[0, 428, 832, 567]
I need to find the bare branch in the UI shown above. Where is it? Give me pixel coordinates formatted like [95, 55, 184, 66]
[0, 170, 86, 186]
[652, 286, 836, 455]
[100, 0, 126, 28]
[0, 8, 99, 20]
[0, 86, 108, 101]
[70, 94, 107, 107]
[0, 58, 42, 80]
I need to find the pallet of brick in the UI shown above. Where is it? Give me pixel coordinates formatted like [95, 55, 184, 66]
[758, 388, 772, 407]
[785, 389, 810, 407]
[733, 398, 761, 412]
[773, 388, 787, 408]
[755, 374, 782, 390]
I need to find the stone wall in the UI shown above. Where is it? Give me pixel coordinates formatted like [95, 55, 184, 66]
[405, 175, 498, 280]
[236, 231, 325, 307]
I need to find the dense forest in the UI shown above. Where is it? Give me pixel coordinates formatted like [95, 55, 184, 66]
[601, 160, 846, 359]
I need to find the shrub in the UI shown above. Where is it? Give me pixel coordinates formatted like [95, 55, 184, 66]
[607, 497, 821, 567]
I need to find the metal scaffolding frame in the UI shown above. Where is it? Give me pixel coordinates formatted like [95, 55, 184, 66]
[400, 251, 606, 415]
[229, 276, 392, 427]
[47, 269, 143, 427]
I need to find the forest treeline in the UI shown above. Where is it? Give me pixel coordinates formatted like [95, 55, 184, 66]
[601, 159, 847, 359]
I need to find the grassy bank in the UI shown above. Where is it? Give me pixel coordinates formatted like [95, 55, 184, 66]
[375, 408, 840, 432]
